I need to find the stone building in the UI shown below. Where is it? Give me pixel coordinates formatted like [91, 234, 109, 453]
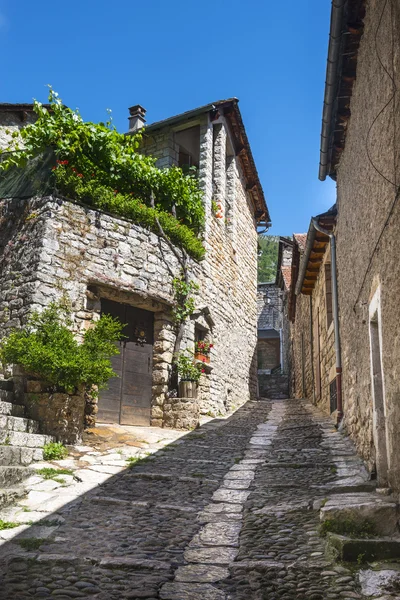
[290, 0, 400, 492]
[257, 237, 292, 398]
[0, 98, 270, 431]
[289, 210, 337, 417]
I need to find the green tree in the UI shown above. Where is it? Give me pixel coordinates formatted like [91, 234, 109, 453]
[258, 235, 279, 282]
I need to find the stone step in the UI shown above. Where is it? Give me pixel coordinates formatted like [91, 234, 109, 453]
[0, 401, 25, 417]
[0, 465, 34, 487]
[0, 485, 27, 509]
[0, 430, 52, 448]
[0, 445, 43, 466]
[0, 379, 14, 392]
[327, 532, 400, 562]
[0, 389, 15, 403]
[0, 414, 39, 434]
[321, 493, 398, 536]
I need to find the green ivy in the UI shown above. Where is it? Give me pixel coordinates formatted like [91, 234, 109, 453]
[0, 302, 123, 396]
[0, 87, 205, 258]
[171, 276, 199, 323]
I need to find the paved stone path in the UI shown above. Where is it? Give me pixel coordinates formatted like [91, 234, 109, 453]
[0, 399, 374, 599]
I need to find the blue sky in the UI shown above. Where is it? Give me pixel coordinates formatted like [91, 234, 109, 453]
[0, 0, 336, 236]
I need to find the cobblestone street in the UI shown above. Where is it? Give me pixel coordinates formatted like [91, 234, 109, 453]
[0, 399, 374, 599]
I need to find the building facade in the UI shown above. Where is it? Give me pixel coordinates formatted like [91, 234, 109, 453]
[289, 0, 400, 492]
[289, 212, 337, 418]
[257, 237, 292, 398]
[0, 99, 270, 429]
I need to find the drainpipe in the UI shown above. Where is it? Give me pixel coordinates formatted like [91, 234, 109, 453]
[311, 219, 343, 425]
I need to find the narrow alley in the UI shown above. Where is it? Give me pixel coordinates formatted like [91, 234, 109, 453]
[0, 399, 390, 600]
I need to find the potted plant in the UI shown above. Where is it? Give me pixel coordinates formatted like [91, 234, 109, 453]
[194, 340, 213, 364]
[175, 351, 204, 398]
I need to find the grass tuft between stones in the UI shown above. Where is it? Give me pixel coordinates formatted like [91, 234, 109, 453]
[0, 519, 20, 530]
[36, 467, 74, 480]
[126, 454, 151, 468]
[16, 538, 46, 550]
[319, 518, 376, 539]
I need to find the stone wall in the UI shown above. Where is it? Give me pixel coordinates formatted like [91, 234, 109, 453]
[333, 0, 400, 486]
[142, 111, 259, 413]
[257, 284, 282, 331]
[291, 292, 313, 401]
[311, 248, 336, 415]
[0, 110, 36, 150]
[257, 338, 280, 370]
[0, 105, 260, 427]
[291, 247, 336, 415]
[281, 287, 292, 380]
[258, 374, 289, 399]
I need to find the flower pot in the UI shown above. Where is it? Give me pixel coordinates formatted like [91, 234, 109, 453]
[179, 380, 198, 399]
[194, 352, 210, 364]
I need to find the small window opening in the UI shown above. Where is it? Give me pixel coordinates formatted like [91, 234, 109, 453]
[175, 126, 200, 175]
[195, 325, 207, 344]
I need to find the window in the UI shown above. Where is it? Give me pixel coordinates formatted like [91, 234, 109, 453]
[195, 325, 207, 344]
[175, 126, 200, 173]
[325, 263, 333, 328]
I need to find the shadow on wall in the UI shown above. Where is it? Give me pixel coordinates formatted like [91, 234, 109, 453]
[0, 402, 266, 598]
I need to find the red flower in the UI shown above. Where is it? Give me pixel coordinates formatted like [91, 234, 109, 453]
[52, 166, 57, 171]
[201, 368, 205, 373]
[209, 344, 213, 348]
[77, 173, 83, 178]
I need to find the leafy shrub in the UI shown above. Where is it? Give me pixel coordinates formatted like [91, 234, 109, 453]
[0, 87, 205, 258]
[43, 442, 68, 461]
[175, 351, 204, 382]
[0, 303, 123, 395]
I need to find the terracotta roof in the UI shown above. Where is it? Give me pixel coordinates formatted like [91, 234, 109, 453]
[293, 233, 307, 251]
[144, 99, 270, 225]
[281, 266, 292, 291]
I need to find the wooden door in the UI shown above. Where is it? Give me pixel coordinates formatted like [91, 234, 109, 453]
[97, 299, 154, 426]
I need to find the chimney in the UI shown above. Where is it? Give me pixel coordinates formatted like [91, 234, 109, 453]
[128, 105, 146, 132]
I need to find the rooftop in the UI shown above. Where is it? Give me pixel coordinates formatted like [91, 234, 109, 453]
[145, 98, 270, 225]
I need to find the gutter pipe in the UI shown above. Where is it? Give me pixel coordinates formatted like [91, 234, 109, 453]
[319, 0, 346, 181]
[295, 224, 317, 296]
[311, 219, 343, 425]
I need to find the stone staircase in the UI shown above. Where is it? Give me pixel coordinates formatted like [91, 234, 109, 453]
[0, 379, 54, 508]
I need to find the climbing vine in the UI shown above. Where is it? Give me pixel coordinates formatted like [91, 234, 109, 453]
[171, 276, 199, 324]
[0, 87, 205, 260]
